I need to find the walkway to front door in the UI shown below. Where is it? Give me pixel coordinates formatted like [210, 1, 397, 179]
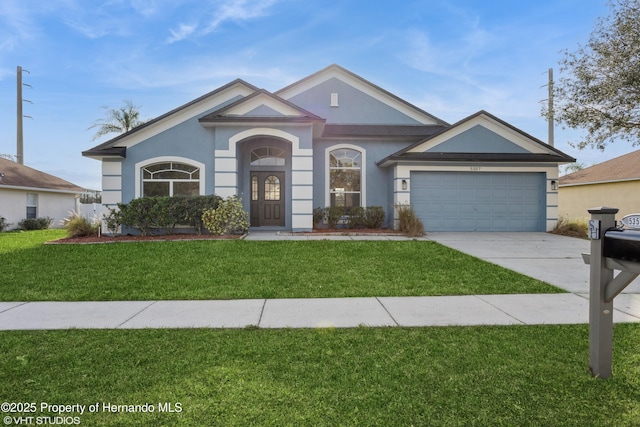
[250, 171, 285, 227]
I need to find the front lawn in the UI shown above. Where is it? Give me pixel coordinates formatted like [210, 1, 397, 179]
[1, 325, 639, 426]
[0, 230, 561, 301]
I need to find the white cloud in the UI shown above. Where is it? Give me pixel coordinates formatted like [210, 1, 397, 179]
[167, 23, 197, 43]
[0, 0, 41, 46]
[204, 0, 279, 33]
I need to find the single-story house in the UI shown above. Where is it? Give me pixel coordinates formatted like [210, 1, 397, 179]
[0, 157, 85, 229]
[559, 149, 640, 220]
[83, 64, 574, 232]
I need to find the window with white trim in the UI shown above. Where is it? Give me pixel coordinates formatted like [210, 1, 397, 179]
[26, 193, 37, 219]
[329, 148, 362, 208]
[141, 162, 200, 197]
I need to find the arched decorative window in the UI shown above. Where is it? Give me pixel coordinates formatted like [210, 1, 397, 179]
[142, 162, 200, 197]
[250, 147, 285, 166]
[329, 148, 362, 208]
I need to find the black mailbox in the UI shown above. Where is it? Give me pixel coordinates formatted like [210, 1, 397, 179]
[603, 228, 640, 263]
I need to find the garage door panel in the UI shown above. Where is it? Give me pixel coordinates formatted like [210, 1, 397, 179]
[492, 204, 507, 214]
[410, 171, 544, 232]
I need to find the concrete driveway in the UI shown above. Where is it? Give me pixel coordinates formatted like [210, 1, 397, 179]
[427, 232, 640, 295]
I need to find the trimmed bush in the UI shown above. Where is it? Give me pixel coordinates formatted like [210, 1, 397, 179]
[118, 197, 159, 235]
[113, 195, 223, 235]
[346, 206, 365, 228]
[363, 206, 385, 229]
[315, 206, 386, 229]
[326, 206, 346, 228]
[313, 207, 325, 227]
[104, 208, 122, 235]
[395, 204, 424, 237]
[0, 216, 11, 231]
[201, 196, 250, 235]
[61, 210, 99, 238]
[18, 217, 53, 231]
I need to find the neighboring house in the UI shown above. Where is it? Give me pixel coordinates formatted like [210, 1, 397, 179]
[559, 149, 640, 220]
[83, 64, 574, 232]
[0, 157, 85, 229]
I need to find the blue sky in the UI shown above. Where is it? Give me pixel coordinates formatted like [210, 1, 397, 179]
[0, 0, 618, 190]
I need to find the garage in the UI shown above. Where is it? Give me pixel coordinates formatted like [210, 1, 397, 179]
[410, 171, 545, 232]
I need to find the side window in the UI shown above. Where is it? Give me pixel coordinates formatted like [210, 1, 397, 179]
[26, 193, 38, 219]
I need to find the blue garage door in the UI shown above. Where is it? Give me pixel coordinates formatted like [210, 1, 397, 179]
[410, 172, 545, 232]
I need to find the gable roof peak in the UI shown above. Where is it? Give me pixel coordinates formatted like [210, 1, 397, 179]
[84, 78, 260, 157]
[276, 64, 449, 126]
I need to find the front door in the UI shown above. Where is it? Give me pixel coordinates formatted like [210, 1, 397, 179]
[250, 171, 285, 227]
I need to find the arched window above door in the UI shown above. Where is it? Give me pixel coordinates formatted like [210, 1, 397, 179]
[250, 147, 286, 166]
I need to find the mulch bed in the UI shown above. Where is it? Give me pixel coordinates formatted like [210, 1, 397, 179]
[47, 233, 244, 244]
[48, 229, 403, 244]
[293, 228, 402, 236]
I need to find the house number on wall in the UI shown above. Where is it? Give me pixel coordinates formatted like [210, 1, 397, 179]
[470, 166, 481, 171]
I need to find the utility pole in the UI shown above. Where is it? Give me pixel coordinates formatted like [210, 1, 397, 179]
[548, 68, 554, 147]
[16, 66, 31, 165]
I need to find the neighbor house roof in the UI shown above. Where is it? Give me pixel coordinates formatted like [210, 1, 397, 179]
[560, 149, 640, 186]
[0, 157, 85, 194]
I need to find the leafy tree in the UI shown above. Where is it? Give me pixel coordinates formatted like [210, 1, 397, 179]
[561, 162, 587, 176]
[553, 0, 640, 150]
[89, 100, 145, 140]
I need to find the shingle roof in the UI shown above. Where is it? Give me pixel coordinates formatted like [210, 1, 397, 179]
[322, 124, 446, 138]
[0, 157, 85, 193]
[377, 110, 575, 167]
[83, 79, 260, 158]
[560, 149, 640, 186]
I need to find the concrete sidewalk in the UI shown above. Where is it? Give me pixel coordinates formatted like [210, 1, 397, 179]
[1, 231, 639, 331]
[1, 294, 639, 330]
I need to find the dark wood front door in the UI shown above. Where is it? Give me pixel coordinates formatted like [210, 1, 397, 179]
[250, 172, 285, 227]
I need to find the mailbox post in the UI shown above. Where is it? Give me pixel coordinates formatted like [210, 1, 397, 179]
[585, 207, 640, 378]
[587, 207, 617, 378]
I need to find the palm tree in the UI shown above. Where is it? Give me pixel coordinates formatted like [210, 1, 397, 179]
[89, 100, 145, 140]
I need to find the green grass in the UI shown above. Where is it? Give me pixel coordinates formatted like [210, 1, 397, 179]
[1, 325, 639, 426]
[0, 230, 561, 301]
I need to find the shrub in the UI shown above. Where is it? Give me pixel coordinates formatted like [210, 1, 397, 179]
[61, 210, 99, 238]
[181, 195, 223, 234]
[18, 217, 53, 231]
[346, 206, 365, 228]
[117, 197, 159, 235]
[395, 204, 424, 237]
[202, 196, 250, 235]
[0, 216, 11, 231]
[326, 206, 345, 228]
[104, 208, 122, 235]
[363, 206, 385, 229]
[313, 207, 325, 227]
[314, 206, 386, 229]
[551, 217, 588, 239]
[114, 195, 223, 235]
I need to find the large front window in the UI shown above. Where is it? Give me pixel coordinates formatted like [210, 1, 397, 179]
[142, 162, 200, 197]
[330, 148, 361, 208]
